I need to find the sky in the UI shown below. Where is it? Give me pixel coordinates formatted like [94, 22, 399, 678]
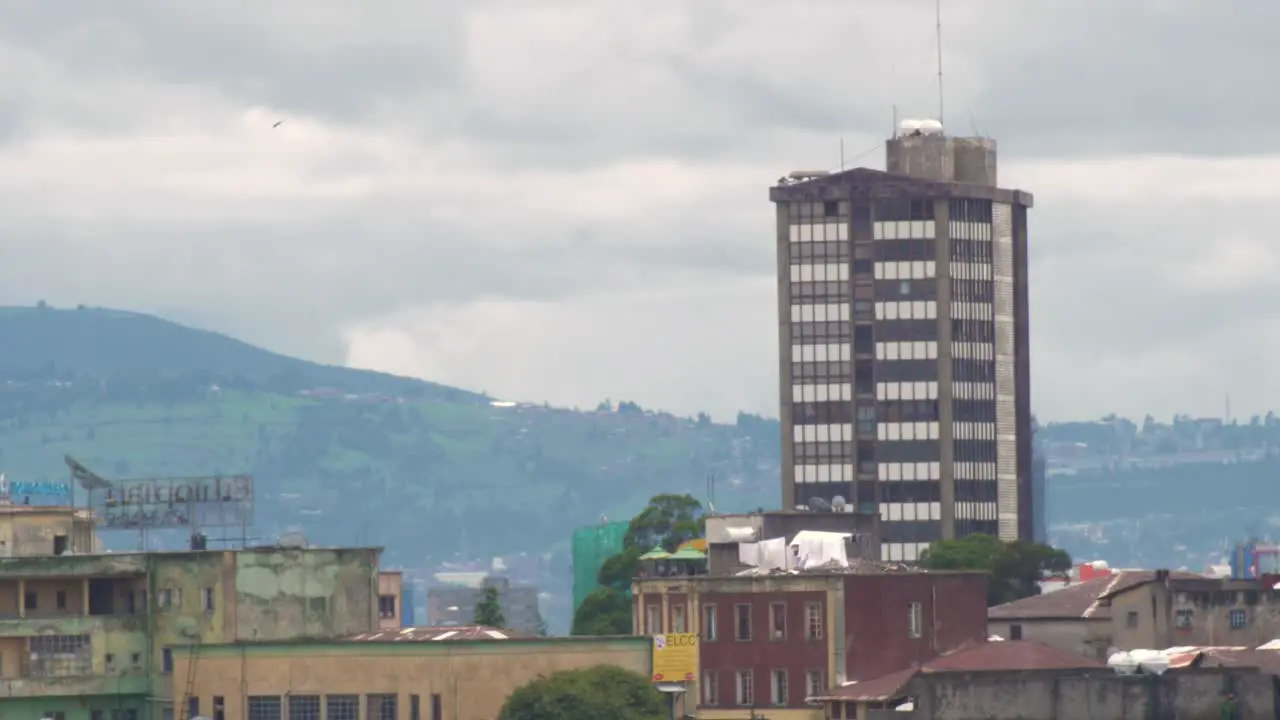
[0, 0, 1277, 424]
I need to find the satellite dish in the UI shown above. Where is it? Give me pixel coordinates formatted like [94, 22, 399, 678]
[831, 496, 847, 511]
[65, 455, 112, 491]
[808, 497, 831, 512]
[278, 532, 308, 549]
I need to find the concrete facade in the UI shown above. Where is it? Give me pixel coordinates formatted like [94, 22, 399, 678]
[0, 505, 98, 557]
[896, 668, 1269, 720]
[633, 569, 988, 718]
[0, 546, 381, 720]
[989, 570, 1280, 659]
[170, 636, 650, 720]
[378, 572, 403, 630]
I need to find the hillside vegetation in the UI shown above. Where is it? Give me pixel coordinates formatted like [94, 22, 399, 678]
[0, 306, 781, 568]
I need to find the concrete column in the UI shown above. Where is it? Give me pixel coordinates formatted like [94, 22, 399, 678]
[82, 578, 90, 615]
[16, 579, 24, 618]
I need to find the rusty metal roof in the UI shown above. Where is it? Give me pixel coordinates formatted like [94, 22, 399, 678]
[346, 625, 530, 642]
[813, 640, 1103, 702]
[988, 571, 1202, 621]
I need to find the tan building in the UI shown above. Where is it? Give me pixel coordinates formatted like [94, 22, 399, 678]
[0, 502, 98, 556]
[989, 569, 1280, 658]
[171, 629, 649, 720]
[378, 571, 403, 629]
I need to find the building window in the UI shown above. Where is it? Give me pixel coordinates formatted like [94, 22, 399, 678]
[770, 669, 788, 706]
[41, 713, 66, 720]
[379, 595, 397, 619]
[672, 603, 687, 633]
[430, 694, 442, 720]
[908, 602, 923, 638]
[806, 669, 824, 699]
[56, 590, 67, 611]
[24, 590, 37, 611]
[158, 588, 183, 611]
[1175, 609, 1194, 630]
[324, 696, 358, 720]
[702, 605, 717, 641]
[188, 698, 199, 720]
[213, 697, 225, 720]
[162, 648, 173, 674]
[769, 603, 786, 640]
[1009, 624, 1022, 640]
[1230, 609, 1247, 629]
[1126, 611, 1139, 629]
[29, 635, 91, 677]
[805, 602, 823, 640]
[247, 697, 282, 720]
[702, 670, 718, 705]
[287, 695, 319, 720]
[409, 695, 419, 720]
[735, 670, 754, 706]
[131, 653, 142, 667]
[366, 694, 397, 720]
[203, 588, 216, 614]
[735, 604, 752, 641]
[646, 605, 661, 634]
[105, 653, 116, 671]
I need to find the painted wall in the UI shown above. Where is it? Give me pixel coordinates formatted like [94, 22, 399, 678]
[232, 548, 379, 641]
[172, 638, 650, 720]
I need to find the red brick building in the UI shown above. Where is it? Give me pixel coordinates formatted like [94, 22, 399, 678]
[633, 567, 988, 719]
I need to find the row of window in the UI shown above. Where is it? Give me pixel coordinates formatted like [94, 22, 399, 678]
[1168, 607, 1249, 631]
[875, 300, 938, 321]
[787, 200, 848, 223]
[790, 263, 850, 282]
[953, 342, 994, 361]
[882, 543, 932, 563]
[877, 461, 942, 482]
[874, 260, 936, 281]
[950, 220, 993, 241]
[876, 381, 939, 401]
[703, 668, 825, 707]
[646, 602, 827, 642]
[953, 301, 994, 322]
[792, 342, 852, 363]
[876, 421, 940, 442]
[954, 422, 997, 440]
[873, 220, 936, 241]
[793, 464, 856, 484]
[790, 303, 851, 324]
[875, 341, 939, 361]
[240, 693, 440, 720]
[951, 261, 993, 281]
[955, 501, 1000, 521]
[791, 383, 853, 403]
[880, 502, 942, 523]
[788, 222, 850, 243]
[955, 461, 998, 480]
[954, 381, 996, 400]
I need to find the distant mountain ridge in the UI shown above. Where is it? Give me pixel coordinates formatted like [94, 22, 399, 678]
[0, 305, 485, 403]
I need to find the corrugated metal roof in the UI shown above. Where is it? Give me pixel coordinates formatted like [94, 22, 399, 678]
[346, 625, 527, 642]
[813, 641, 1102, 702]
[988, 571, 1202, 621]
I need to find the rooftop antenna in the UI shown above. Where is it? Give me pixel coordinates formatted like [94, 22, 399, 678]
[892, 104, 898, 138]
[935, 0, 944, 124]
[839, 138, 845, 171]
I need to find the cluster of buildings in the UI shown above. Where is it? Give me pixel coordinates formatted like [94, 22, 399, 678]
[0, 498, 646, 720]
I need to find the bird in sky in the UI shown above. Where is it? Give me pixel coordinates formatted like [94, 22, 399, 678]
[272, 120, 283, 128]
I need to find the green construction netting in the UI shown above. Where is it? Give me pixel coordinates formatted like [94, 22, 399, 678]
[571, 521, 629, 610]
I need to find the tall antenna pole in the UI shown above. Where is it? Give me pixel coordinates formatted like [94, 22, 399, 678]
[840, 138, 845, 171]
[935, 0, 944, 124]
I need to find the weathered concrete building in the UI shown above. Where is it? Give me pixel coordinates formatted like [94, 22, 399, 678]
[170, 630, 649, 720]
[0, 545, 382, 720]
[814, 639, 1272, 720]
[0, 503, 99, 557]
[378, 571, 404, 630]
[633, 565, 988, 719]
[988, 569, 1280, 659]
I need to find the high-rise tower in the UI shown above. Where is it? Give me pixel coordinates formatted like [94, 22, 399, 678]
[770, 120, 1035, 562]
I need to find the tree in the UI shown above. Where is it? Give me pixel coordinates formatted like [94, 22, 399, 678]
[919, 534, 1072, 606]
[499, 665, 666, 720]
[571, 588, 632, 636]
[474, 585, 506, 627]
[572, 493, 706, 635]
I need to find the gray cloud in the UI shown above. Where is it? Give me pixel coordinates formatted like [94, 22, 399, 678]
[0, 0, 1276, 423]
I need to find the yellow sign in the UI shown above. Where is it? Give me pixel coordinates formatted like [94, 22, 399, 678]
[651, 632, 698, 682]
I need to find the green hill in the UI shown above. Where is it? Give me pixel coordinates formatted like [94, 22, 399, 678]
[0, 306, 780, 570]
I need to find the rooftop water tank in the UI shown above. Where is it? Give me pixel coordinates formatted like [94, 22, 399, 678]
[918, 119, 944, 135]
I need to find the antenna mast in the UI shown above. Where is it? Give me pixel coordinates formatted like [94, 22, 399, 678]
[935, 0, 944, 124]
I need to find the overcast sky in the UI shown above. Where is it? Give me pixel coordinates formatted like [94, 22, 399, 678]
[1, 0, 1276, 424]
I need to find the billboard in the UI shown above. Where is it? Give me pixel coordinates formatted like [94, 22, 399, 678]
[90, 475, 254, 530]
[0, 474, 72, 504]
[651, 632, 698, 683]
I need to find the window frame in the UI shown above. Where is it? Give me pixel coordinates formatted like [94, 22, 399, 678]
[734, 604, 753, 642]
[805, 602, 824, 640]
[702, 604, 718, 642]
[907, 601, 923, 638]
[768, 602, 786, 641]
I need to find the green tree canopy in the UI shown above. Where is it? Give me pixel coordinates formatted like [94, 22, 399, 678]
[919, 534, 1072, 606]
[573, 493, 706, 635]
[474, 585, 506, 627]
[498, 665, 666, 720]
[571, 587, 632, 636]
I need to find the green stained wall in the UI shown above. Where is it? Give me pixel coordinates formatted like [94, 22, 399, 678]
[0, 693, 148, 720]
